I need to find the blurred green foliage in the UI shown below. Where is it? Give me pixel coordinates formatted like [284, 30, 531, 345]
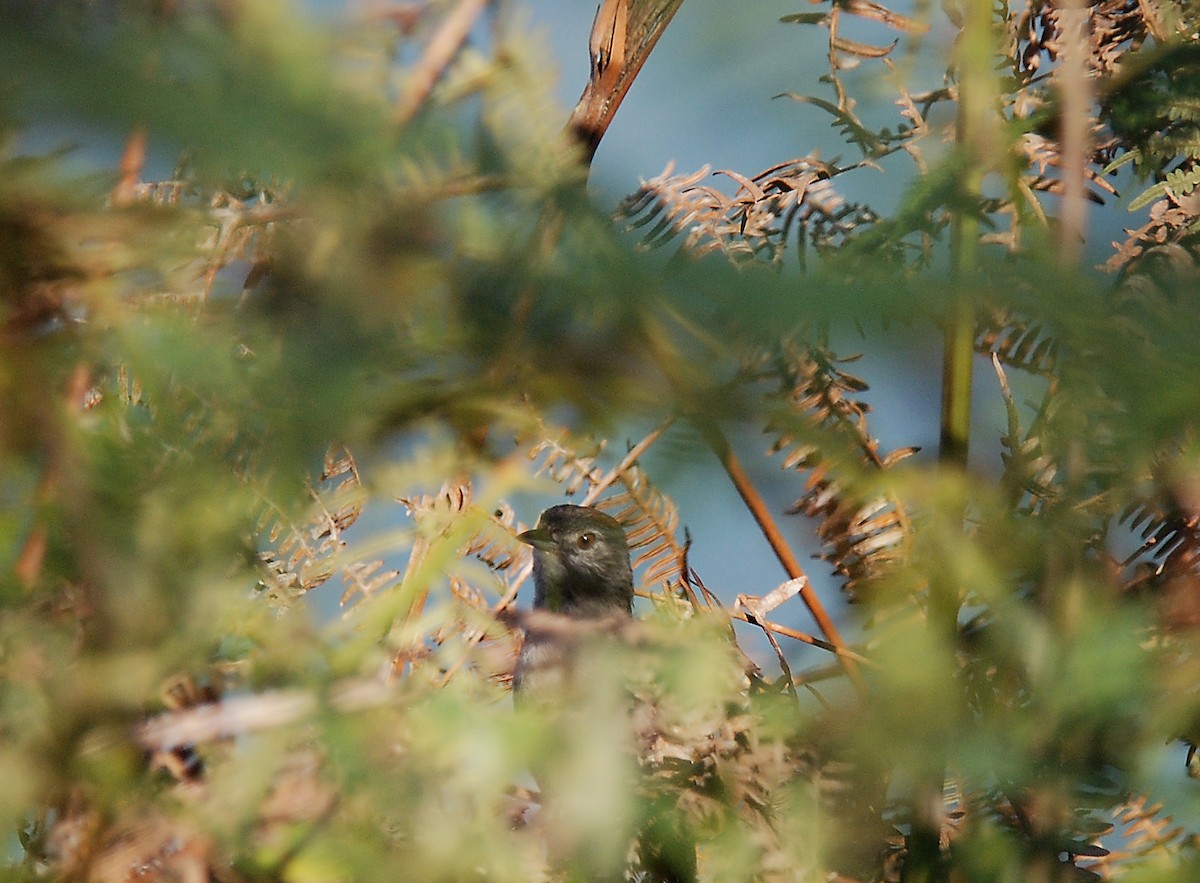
[4, 1, 1200, 882]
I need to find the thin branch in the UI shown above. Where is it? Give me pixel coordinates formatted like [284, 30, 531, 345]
[700, 421, 865, 692]
[733, 606, 870, 665]
[135, 678, 407, 750]
[631, 586, 869, 664]
[111, 125, 146, 207]
[581, 416, 675, 505]
[1056, 0, 1091, 264]
[394, 0, 491, 127]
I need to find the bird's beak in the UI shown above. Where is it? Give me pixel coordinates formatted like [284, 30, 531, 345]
[518, 527, 556, 552]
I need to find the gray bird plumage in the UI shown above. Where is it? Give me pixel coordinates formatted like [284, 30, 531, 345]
[513, 504, 633, 701]
[514, 504, 696, 883]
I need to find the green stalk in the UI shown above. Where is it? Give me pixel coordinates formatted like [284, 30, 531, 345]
[940, 0, 993, 472]
[907, 2, 997, 881]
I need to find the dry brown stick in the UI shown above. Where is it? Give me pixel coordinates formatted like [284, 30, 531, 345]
[568, 0, 686, 163]
[700, 422, 865, 692]
[581, 415, 675, 506]
[394, 0, 491, 127]
[727, 608, 870, 666]
[111, 125, 146, 207]
[1056, 0, 1091, 265]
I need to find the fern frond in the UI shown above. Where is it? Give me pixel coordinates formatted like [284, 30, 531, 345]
[1118, 494, 1200, 579]
[339, 558, 402, 608]
[617, 157, 877, 266]
[393, 479, 526, 680]
[753, 342, 915, 598]
[1113, 446, 1200, 605]
[601, 462, 694, 601]
[464, 501, 522, 575]
[977, 307, 1060, 376]
[991, 355, 1061, 516]
[1129, 163, 1200, 212]
[257, 445, 367, 604]
[528, 435, 608, 496]
[1081, 795, 1188, 878]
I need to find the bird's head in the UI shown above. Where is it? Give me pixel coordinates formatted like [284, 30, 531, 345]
[519, 504, 634, 618]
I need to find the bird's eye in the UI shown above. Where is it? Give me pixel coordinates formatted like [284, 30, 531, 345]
[576, 532, 595, 548]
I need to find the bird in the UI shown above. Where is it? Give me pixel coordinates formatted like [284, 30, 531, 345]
[514, 503, 697, 883]
[513, 504, 633, 702]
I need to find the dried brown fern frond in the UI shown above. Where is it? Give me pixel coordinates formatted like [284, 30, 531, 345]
[1012, 0, 1151, 81]
[258, 445, 370, 605]
[1018, 129, 1118, 204]
[752, 342, 916, 599]
[464, 501, 523, 575]
[992, 334, 1200, 604]
[977, 306, 1061, 377]
[394, 478, 525, 679]
[1113, 446, 1200, 606]
[965, 786, 1114, 881]
[616, 157, 877, 266]
[395, 478, 476, 622]
[528, 434, 609, 497]
[527, 428, 697, 605]
[1118, 494, 1200, 585]
[1104, 197, 1200, 273]
[600, 462, 698, 605]
[1081, 794, 1188, 878]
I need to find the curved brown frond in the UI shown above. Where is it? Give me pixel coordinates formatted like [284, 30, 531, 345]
[977, 306, 1061, 377]
[1118, 495, 1200, 577]
[464, 501, 522, 574]
[1113, 451, 1200, 625]
[616, 157, 877, 266]
[1081, 794, 1187, 878]
[600, 462, 695, 603]
[528, 435, 608, 497]
[753, 342, 915, 599]
[257, 445, 368, 604]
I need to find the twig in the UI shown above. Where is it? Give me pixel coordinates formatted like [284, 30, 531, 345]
[700, 421, 865, 693]
[743, 605, 797, 695]
[137, 691, 316, 749]
[725, 607, 871, 666]
[394, 0, 491, 127]
[111, 125, 146, 208]
[581, 416, 675, 505]
[791, 658, 852, 687]
[675, 527, 703, 608]
[136, 677, 403, 751]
